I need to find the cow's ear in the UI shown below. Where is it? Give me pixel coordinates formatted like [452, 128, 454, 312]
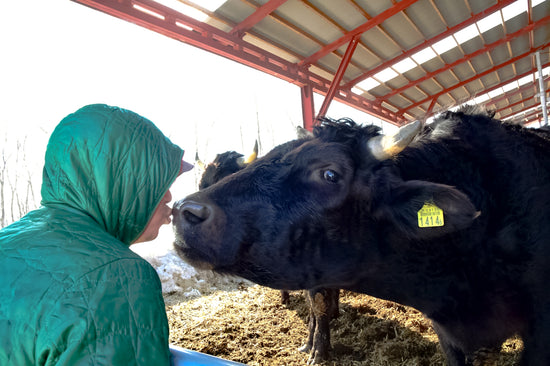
[373, 180, 479, 240]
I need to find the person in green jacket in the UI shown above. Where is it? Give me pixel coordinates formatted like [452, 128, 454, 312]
[0, 104, 193, 365]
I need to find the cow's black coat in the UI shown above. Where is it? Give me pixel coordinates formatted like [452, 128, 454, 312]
[174, 106, 550, 365]
[198, 151, 246, 190]
[195, 147, 339, 363]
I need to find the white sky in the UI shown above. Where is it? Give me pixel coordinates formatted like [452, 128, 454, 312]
[0, 0, 391, 231]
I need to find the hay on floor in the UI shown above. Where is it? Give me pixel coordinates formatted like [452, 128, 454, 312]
[166, 284, 522, 365]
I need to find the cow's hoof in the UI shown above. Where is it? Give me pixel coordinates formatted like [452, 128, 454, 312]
[298, 344, 311, 353]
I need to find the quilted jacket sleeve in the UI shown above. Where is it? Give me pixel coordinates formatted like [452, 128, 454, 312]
[36, 258, 170, 366]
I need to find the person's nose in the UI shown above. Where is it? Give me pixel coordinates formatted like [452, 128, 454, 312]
[164, 189, 173, 203]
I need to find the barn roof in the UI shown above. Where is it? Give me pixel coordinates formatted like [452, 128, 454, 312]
[73, 0, 549, 128]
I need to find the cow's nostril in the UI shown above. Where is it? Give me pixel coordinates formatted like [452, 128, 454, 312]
[181, 201, 211, 224]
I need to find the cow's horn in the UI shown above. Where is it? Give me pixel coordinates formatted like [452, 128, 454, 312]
[195, 151, 206, 170]
[367, 120, 422, 161]
[244, 140, 258, 164]
[296, 126, 313, 139]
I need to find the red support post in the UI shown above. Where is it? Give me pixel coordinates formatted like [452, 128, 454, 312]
[301, 84, 315, 131]
[317, 35, 360, 119]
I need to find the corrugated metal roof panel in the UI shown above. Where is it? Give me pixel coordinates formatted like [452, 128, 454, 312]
[73, 0, 550, 125]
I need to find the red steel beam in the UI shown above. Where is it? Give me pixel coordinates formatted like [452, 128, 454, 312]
[521, 115, 542, 125]
[298, 0, 419, 67]
[378, 16, 550, 103]
[301, 84, 315, 130]
[230, 0, 289, 37]
[511, 111, 543, 126]
[496, 96, 540, 116]
[71, 0, 402, 125]
[399, 43, 550, 117]
[495, 96, 548, 121]
[487, 74, 550, 107]
[317, 35, 360, 119]
[425, 98, 438, 120]
[499, 100, 550, 121]
[343, 0, 517, 89]
[478, 64, 549, 105]
[528, 116, 543, 125]
[513, 109, 542, 124]
[430, 66, 546, 122]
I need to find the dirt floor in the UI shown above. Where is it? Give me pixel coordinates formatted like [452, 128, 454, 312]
[166, 281, 523, 366]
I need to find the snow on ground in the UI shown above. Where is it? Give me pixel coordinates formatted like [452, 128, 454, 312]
[131, 225, 250, 298]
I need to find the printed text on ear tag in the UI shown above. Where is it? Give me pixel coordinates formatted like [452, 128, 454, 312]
[417, 203, 444, 227]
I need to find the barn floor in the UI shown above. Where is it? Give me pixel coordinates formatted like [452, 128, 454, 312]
[166, 284, 522, 366]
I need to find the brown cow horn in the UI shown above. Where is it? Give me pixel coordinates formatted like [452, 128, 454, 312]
[195, 151, 206, 170]
[367, 120, 422, 161]
[244, 140, 259, 164]
[296, 126, 314, 139]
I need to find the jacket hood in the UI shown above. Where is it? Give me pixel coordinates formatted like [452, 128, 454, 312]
[41, 104, 184, 244]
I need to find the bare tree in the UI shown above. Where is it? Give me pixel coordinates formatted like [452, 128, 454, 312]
[0, 140, 7, 228]
[1, 134, 39, 228]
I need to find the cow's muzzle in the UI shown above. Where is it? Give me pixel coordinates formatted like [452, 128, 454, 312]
[175, 200, 212, 224]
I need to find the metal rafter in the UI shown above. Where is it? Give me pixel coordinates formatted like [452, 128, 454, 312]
[495, 91, 550, 118]
[426, 69, 544, 119]
[379, 16, 550, 104]
[286, 0, 369, 79]
[496, 96, 536, 116]
[501, 100, 550, 121]
[299, 0, 420, 67]
[345, 0, 412, 65]
[317, 35, 361, 119]
[343, 0, 518, 89]
[490, 76, 550, 108]
[71, 0, 550, 126]
[399, 43, 550, 120]
[372, 0, 442, 114]
[485, 73, 550, 107]
[237, 0, 365, 87]
[71, 0, 402, 125]
[230, 0, 288, 37]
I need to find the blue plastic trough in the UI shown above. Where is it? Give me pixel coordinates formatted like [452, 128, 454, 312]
[170, 345, 247, 366]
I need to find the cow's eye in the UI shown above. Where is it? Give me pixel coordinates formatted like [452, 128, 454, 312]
[323, 169, 339, 183]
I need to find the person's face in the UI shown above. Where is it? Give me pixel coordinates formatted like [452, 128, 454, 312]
[133, 189, 173, 244]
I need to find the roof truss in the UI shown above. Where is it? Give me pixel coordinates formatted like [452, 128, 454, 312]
[72, 0, 550, 127]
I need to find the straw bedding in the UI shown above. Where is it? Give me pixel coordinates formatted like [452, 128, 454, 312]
[165, 279, 521, 366]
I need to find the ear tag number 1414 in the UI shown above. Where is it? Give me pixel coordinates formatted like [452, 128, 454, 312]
[417, 203, 444, 228]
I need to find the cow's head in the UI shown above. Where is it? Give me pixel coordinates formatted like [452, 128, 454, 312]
[197, 141, 258, 189]
[173, 119, 478, 289]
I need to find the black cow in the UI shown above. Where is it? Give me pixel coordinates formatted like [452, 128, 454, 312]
[173, 105, 550, 365]
[198, 150, 253, 190]
[195, 142, 339, 362]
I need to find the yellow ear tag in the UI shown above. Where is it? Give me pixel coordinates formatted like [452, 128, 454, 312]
[417, 203, 444, 227]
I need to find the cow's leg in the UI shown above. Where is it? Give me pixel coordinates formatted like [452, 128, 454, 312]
[280, 290, 290, 305]
[299, 288, 336, 364]
[432, 324, 468, 366]
[326, 288, 340, 320]
[521, 302, 550, 366]
[298, 299, 316, 354]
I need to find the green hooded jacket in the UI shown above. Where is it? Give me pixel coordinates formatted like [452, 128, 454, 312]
[0, 104, 184, 365]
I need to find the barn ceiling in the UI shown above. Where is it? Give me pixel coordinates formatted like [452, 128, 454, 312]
[73, 0, 549, 127]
